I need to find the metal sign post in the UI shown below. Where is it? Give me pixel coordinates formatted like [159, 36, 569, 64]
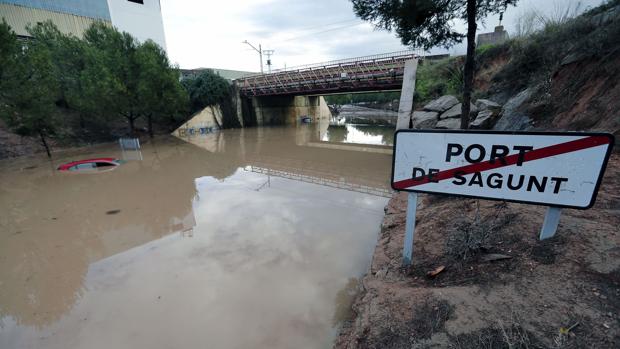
[539, 207, 562, 240]
[402, 192, 418, 265]
[391, 130, 614, 267]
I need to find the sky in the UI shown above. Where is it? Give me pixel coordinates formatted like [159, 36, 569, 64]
[160, 0, 607, 72]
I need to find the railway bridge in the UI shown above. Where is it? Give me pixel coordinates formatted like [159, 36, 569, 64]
[232, 51, 426, 126]
[235, 51, 418, 97]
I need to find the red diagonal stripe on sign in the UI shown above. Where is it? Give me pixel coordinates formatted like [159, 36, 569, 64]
[393, 135, 611, 190]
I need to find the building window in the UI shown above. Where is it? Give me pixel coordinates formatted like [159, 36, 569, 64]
[128, 0, 144, 4]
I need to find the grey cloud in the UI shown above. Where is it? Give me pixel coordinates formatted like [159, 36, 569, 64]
[246, 0, 356, 32]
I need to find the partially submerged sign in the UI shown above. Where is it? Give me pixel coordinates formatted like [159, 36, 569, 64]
[392, 130, 614, 209]
[391, 130, 615, 266]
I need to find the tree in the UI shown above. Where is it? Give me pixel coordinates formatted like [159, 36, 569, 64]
[181, 70, 240, 128]
[0, 21, 62, 157]
[351, 0, 518, 129]
[83, 23, 142, 135]
[83, 23, 188, 136]
[135, 40, 188, 137]
[1, 20, 191, 150]
[182, 70, 230, 113]
[0, 20, 22, 112]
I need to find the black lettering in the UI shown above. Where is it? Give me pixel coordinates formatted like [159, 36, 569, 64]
[527, 176, 548, 192]
[464, 144, 486, 163]
[550, 177, 568, 194]
[446, 143, 463, 162]
[490, 145, 509, 165]
[507, 174, 524, 190]
[513, 145, 534, 166]
[412, 167, 426, 181]
[487, 173, 503, 189]
[428, 168, 440, 183]
[453, 171, 466, 185]
[468, 172, 483, 187]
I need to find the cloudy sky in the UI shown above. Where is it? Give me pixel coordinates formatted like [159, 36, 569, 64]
[160, 0, 606, 72]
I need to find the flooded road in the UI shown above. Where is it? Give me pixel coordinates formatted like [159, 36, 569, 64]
[322, 124, 395, 146]
[0, 125, 392, 348]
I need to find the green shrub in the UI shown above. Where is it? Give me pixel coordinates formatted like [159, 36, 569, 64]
[415, 57, 464, 106]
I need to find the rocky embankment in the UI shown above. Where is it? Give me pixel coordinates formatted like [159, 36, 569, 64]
[409, 94, 514, 130]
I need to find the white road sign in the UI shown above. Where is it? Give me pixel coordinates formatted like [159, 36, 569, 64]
[391, 130, 614, 209]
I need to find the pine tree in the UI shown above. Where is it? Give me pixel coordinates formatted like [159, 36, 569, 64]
[351, 0, 518, 128]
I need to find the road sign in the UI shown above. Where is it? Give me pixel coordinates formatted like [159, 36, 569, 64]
[392, 130, 615, 266]
[392, 130, 614, 209]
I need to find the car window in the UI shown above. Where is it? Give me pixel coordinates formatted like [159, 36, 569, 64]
[96, 162, 115, 167]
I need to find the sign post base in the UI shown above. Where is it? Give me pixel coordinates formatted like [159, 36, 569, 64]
[539, 207, 562, 240]
[402, 192, 418, 266]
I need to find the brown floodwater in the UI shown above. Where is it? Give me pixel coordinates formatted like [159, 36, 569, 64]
[0, 125, 393, 349]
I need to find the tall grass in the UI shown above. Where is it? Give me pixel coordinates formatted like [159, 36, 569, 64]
[415, 57, 464, 105]
[492, 0, 620, 91]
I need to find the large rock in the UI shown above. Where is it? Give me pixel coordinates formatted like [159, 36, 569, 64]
[435, 118, 461, 129]
[411, 111, 438, 129]
[423, 95, 459, 113]
[475, 99, 501, 112]
[470, 110, 497, 129]
[439, 103, 478, 119]
[493, 88, 534, 131]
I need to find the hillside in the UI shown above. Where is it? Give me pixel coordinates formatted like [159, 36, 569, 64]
[415, 1, 620, 135]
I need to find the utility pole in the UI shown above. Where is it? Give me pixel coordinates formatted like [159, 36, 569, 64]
[263, 50, 274, 73]
[242, 40, 263, 74]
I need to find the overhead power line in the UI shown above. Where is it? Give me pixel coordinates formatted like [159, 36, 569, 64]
[289, 18, 359, 33]
[276, 22, 365, 43]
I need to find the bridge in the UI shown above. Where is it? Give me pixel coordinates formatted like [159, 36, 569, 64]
[235, 51, 419, 97]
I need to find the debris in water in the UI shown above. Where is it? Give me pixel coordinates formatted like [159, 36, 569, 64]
[106, 209, 121, 215]
[426, 265, 445, 278]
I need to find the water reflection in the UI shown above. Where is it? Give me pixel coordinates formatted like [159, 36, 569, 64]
[0, 125, 391, 348]
[322, 124, 395, 146]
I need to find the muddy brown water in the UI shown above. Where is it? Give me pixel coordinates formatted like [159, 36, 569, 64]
[322, 124, 395, 146]
[0, 125, 392, 349]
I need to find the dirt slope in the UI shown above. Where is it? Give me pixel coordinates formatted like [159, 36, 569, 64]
[0, 121, 43, 159]
[335, 155, 619, 348]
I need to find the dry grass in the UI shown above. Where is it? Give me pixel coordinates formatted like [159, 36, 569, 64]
[450, 311, 543, 349]
[445, 201, 513, 261]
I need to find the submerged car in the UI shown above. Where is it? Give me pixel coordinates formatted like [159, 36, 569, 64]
[57, 158, 121, 172]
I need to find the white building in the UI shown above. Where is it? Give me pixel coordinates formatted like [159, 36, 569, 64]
[0, 0, 167, 51]
[107, 0, 166, 51]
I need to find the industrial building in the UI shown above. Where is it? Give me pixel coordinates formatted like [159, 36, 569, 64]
[0, 0, 167, 50]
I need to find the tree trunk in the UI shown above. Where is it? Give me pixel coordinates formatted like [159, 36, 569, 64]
[128, 115, 135, 137]
[147, 114, 154, 138]
[210, 105, 222, 129]
[39, 131, 51, 158]
[461, 0, 477, 130]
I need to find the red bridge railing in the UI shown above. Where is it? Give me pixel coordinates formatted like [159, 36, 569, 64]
[235, 51, 418, 97]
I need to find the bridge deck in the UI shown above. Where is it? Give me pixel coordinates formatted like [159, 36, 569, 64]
[236, 51, 418, 97]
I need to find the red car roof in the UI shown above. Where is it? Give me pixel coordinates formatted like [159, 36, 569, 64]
[57, 158, 118, 171]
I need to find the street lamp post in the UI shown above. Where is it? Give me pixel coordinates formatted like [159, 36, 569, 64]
[242, 40, 263, 74]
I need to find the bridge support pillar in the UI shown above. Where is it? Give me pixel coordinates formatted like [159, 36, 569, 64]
[396, 59, 419, 130]
[232, 84, 245, 127]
